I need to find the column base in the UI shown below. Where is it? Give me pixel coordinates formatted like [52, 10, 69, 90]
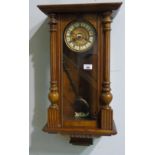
[47, 105, 60, 128]
[100, 107, 113, 130]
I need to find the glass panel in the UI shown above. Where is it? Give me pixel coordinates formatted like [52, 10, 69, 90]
[63, 23, 98, 121]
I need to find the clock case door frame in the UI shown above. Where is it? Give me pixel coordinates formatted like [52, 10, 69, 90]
[62, 14, 101, 124]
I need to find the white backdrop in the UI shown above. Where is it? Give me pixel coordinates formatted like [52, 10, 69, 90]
[29, 0, 125, 155]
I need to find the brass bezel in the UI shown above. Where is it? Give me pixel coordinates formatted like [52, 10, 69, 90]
[64, 21, 96, 53]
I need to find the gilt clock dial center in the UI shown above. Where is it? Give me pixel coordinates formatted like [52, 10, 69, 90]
[64, 21, 96, 52]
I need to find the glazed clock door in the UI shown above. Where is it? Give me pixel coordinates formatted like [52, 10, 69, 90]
[62, 14, 101, 124]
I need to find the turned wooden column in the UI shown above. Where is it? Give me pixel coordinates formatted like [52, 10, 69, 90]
[47, 14, 60, 128]
[100, 12, 113, 130]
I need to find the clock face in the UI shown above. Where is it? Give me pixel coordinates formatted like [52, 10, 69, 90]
[64, 21, 96, 52]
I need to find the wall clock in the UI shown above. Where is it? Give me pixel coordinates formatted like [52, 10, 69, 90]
[38, 2, 122, 145]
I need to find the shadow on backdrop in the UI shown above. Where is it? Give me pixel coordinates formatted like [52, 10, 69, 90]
[29, 19, 100, 155]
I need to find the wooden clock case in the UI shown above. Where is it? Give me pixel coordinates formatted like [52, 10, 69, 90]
[37, 2, 122, 145]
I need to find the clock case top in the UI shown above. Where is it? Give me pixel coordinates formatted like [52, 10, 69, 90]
[38, 2, 122, 15]
[37, 2, 122, 145]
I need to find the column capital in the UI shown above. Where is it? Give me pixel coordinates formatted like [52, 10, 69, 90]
[48, 13, 58, 31]
[102, 11, 112, 31]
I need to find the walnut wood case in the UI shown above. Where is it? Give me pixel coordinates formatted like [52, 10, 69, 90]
[37, 2, 122, 145]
